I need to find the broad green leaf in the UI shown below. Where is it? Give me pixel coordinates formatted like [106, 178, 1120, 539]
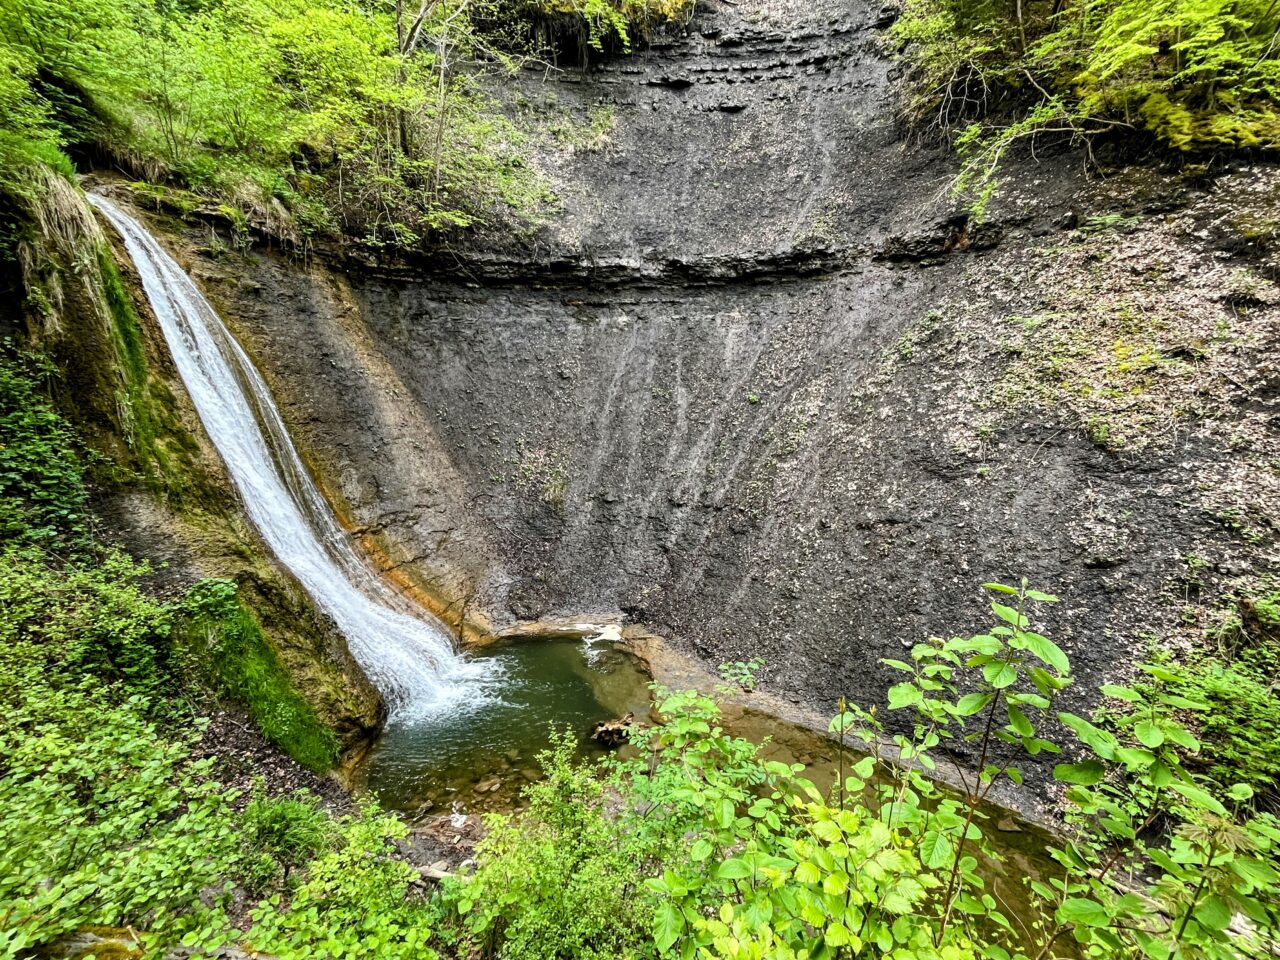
[1059, 712, 1118, 759]
[991, 602, 1029, 628]
[920, 830, 953, 869]
[1014, 631, 1069, 674]
[887, 682, 923, 710]
[824, 922, 852, 947]
[1058, 897, 1109, 927]
[1194, 894, 1232, 931]
[1100, 683, 1143, 702]
[794, 861, 821, 885]
[823, 871, 849, 896]
[654, 900, 685, 952]
[1228, 782, 1254, 802]
[1170, 781, 1227, 816]
[1007, 704, 1033, 736]
[954, 692, 994, 716]
[1134, 719, 1164, 748]
[983, 661, 1017, 689]
[717, 857, 754, 880]
[1162, 723, 1199, 751]
[1054, 761, 1105, 785]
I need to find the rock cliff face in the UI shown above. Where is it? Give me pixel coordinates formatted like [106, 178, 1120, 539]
[118, 0, 1278, 777]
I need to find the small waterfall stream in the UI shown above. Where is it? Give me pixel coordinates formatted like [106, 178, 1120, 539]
[89, 193, 492, 719]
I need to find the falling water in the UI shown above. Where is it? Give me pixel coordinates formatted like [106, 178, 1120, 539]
[89, 193, 491, 719]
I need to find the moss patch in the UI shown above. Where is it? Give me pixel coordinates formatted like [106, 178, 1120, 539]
[97, 247, 212, 505]
[176, 579, 341, 773]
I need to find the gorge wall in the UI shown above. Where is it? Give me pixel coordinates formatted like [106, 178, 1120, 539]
[111, 0, 1279, 762]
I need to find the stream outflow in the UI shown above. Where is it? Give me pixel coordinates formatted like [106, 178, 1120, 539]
[89, 193, 494, 720]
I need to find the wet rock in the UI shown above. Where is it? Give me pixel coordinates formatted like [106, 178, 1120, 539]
[593, 712, 636, 749]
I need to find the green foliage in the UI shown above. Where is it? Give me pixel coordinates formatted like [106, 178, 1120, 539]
[0, 354, 338, 770]
[0, 347, 90, 546]
[0, 615, 239, 954]
[535, 0, 696, 51]
[720, 655, 766, 691]
[443, 730, 657, 958]
[0, 545, 174, 700]
[1126, 586, 1280, 806]
[247, 802, 441, 960]
[241, 785, 336, 893]
[0, 0, 543, 249]
[177, 578, 341, 772]
[1133, 657, 1280, 804]
[441, 580, 1279, 960]
[891, 0, 1280, 212]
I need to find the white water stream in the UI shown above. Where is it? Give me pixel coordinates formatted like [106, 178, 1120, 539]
[89, 193, 493, 719]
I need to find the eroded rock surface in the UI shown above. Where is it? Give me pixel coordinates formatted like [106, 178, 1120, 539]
[110, 0, 1279, 781]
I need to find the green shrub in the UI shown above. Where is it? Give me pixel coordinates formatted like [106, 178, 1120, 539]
[443, 730, 658, 959]
[0, 348, 90, 546]
[248, 802, 442, 960]
[0, 545, 174, 700]
[1145, 587, 1280, 806]
[4, 577, 1278, 958]
[0, 636, 240, 955]
[890, 0, 1280, 213]
[242, 785, 336, 893]
[1167, 660, 1280, 804]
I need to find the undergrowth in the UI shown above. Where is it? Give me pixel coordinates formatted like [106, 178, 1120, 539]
[1130, 585, 1280, 808]
[888, 0, 1280, 214]
[0, 349, 339, 770]
[0, 345, 91, 545]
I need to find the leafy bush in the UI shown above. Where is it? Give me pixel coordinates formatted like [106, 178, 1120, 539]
[1163, 660, 1280, 807]
[0, 545, 174, 700]
[242, 785, 336, 893]
[444, 730, 658, 959]
[247, 802, 441, 960]
[0, 354, 340, 769]
[4, 576, 1277, 958]
[889, 0, 1280, 212]
[0, 638, 240, 954]
[0, 348, 90, 546]
[1137, 587, 1280, 806]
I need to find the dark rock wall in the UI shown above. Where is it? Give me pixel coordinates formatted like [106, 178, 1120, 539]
[126, 0, 1277, 779]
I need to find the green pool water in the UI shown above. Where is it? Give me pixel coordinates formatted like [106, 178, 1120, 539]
[352, 638, 653, 818]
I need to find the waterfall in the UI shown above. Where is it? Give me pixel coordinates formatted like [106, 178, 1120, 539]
[89, 193, 491, 719]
